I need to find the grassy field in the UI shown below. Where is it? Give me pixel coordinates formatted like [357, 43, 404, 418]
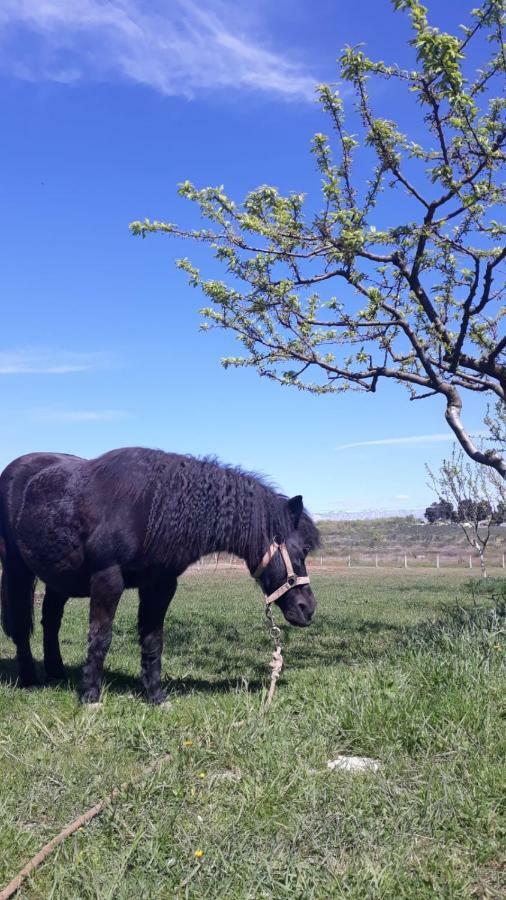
[0, 570, 505, 899]
[315, 518, 506, 568]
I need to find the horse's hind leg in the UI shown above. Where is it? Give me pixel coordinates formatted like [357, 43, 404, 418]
[42, 588, 68, 681]
[1, 561, 38, 686]
[80, 566, 124, 704]
[138, 575, 177, 704]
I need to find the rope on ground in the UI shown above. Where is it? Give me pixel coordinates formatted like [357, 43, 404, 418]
[264, 643, 283, 709]
[262, 604, 283, 710]
[0, 753, 171, 900]
[1, 597, 283, 895]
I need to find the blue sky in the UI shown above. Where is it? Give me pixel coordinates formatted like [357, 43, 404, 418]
[0, 0, 490, 515]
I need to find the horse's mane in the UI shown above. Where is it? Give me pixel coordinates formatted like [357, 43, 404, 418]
[100, 449, 320, 566]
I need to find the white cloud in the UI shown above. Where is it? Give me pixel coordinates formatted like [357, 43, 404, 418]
[0, 349, 107, 374]
[336, 434, 457, 451]
[31, 408, 130, 422]
[394, 494, 410, 500]
[0, 0, 317, 100]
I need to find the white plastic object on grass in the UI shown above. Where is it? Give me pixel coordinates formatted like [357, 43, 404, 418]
[327, 755, 381, 773]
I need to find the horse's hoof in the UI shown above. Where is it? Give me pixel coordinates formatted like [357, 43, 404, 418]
[80, 689, 101, 705]
[147, 690, 168, 706]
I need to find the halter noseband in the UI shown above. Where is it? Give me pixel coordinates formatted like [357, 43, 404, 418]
[254, 540, 310, 605]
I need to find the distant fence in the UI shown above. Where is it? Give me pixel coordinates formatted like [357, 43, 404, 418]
[308, 552, 506, 570]
[192, 551, 506, 571]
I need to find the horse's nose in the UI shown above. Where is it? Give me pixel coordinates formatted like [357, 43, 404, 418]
[297, 598, 314, 621]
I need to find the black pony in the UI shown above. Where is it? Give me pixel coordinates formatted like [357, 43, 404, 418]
[0, 448, 319, 704]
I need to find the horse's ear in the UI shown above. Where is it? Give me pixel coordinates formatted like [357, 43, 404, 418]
[287, 495, 303, 529]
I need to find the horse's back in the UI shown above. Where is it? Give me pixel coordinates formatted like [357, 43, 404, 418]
[0, 448, 171, 590]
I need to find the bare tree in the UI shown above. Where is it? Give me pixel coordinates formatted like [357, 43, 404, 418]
[427, 447, 506, 576]
[132, 0, 506, 477]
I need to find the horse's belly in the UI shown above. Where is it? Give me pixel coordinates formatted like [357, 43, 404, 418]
[43, 571, 91, 597]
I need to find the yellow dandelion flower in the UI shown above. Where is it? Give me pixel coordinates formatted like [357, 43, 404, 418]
[194, 849, 204, 859]
[183, 740, 193, 747]
[198, 772, 206, 778]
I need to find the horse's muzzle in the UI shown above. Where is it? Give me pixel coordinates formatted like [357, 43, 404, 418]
[281, 592, 316, 627]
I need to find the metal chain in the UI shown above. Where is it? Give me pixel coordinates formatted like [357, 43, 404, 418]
[265, 602, 282, 643]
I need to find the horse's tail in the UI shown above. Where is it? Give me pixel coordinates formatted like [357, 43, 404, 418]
[0, 504, 8, 637]
[0, 502, 4, 563]
[0, 506, 34, 640]
[0, 576, 11, 638]
[1, 563, 35, 641]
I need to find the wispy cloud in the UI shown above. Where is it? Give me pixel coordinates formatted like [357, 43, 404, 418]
[394, 494, 410, 501]
[0, 349, 108, 374]
[31, 408, 130, 422]
[336, 434, 458, 451]
[0, 0, 317, 101]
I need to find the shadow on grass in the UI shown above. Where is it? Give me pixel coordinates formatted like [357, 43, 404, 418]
[0, 657, 266, 698]
[1, 593, 501, 699]
[0, 656, 18, 686]
[0, 613, 455, 692]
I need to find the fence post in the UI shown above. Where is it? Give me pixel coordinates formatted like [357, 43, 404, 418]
[502, 553, 505, 569]
[320, 554, 323, 566]
[348, 555, 351, 568]
[469, 554, 473, 569]
[436, 554, 439, 569]
[375, 554, 378, 568]
[404, 554, 408, 569]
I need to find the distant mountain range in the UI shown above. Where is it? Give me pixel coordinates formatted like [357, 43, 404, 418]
[314, 507, 426, 521]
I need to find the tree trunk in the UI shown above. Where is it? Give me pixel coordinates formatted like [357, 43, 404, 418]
[478, 547, 487, 579]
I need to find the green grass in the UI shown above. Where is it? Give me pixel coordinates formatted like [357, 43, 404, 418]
[0, 571, 505, 899]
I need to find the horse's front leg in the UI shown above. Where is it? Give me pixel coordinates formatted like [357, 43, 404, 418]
[42, 588, 68, 681]
[138, 575, 177, 704]
[80, 567, 123, 704]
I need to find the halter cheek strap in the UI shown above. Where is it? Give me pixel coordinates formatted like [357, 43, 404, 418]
[254, 540, 310, 605]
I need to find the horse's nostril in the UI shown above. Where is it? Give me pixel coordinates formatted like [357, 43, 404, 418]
[297, 600, 312, 618]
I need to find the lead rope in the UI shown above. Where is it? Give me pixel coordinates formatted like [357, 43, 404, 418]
[262, 603, 283, 710]
[0, 754, 172, 900]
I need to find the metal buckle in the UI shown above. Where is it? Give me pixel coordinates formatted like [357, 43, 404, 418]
[287, 574, 297, 587]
